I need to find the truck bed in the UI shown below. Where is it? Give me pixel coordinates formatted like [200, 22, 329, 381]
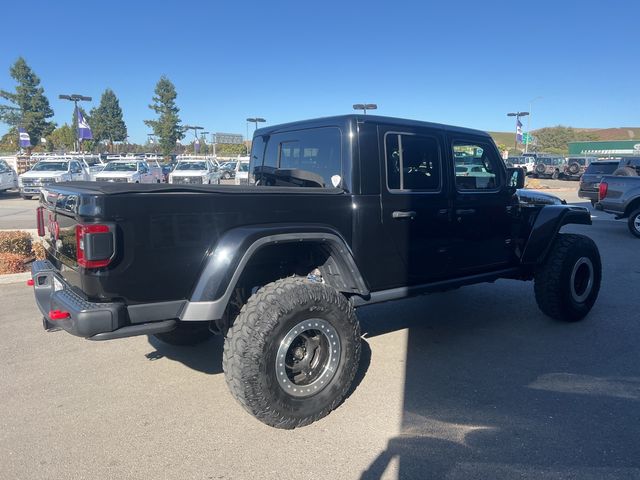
[41, 182, 352, 305]
[599, 175, 640, 216]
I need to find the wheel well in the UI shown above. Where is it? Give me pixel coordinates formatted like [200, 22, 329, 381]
[234, 241, 366, 297]
[624, 197, 640, 217]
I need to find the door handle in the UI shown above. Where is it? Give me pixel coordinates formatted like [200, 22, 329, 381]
[392, 210, 417, 219]
[455, 208, 476, 216]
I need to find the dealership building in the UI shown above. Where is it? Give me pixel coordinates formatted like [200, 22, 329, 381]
[568, 140, 640, 157]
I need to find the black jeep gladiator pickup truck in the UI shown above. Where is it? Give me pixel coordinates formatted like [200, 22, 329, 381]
[30, 115, 601, 429]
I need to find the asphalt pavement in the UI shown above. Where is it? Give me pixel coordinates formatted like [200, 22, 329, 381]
[1, 184, 639, 479]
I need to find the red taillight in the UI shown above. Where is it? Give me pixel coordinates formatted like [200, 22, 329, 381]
[27, 279, 34, 286]
[49, 310, 70, 320]
[36, 207, 45, 237]
[599, 182, 608, 200]
[76, 224, 114, 269]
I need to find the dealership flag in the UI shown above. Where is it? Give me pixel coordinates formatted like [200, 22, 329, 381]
[194, 137, 200, 153]
[516, 118, 523, 143]
[18, 127, 31, 148]
[76, 108, 93, 140]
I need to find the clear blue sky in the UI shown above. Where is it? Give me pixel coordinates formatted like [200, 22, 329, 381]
[1, 0, 638, 143]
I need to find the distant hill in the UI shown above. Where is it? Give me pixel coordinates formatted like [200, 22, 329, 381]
[489, 127, 640, 148]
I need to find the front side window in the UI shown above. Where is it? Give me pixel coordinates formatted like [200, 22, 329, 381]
[385, 133, 441, 191]
[453, 142, 500, 190]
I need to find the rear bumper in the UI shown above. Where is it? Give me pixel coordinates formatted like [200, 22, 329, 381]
[31, 260, 178, 340]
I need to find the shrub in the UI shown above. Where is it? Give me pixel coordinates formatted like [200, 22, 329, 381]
[0, 231, 33, 257]
[32, 241, 47, 260]
[0, 252, 28, 274]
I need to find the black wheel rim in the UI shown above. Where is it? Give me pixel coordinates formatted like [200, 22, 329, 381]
[276, 318, 341, 398]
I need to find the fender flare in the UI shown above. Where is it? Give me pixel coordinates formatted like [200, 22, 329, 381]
[521, 205, 591, 264]
[180, 224, 368, 321]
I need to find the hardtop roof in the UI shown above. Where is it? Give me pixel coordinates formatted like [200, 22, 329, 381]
[254, 114, 491, 138]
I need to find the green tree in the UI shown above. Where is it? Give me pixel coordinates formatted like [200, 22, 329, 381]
[90, 89, 127, 152]
[144, 76, 183, 156]
[216, 143, 246, 156]
[0, 128, 18, 152]
[535, 126, 598, 154]
[47, 124, 76, 151]
[0, 57, 55, 148]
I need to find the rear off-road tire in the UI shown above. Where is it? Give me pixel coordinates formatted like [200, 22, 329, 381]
[613, 167, 637, 176]
[534, 233, 601, 322]
[223, 277, 361, 429]
[627, 209, 640, 238]
[154, 321, 214, 346]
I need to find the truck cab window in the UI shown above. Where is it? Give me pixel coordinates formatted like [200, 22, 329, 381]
[254, 127, 341, 188]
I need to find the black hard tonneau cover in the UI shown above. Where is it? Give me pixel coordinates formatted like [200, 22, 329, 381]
[50, 181, 344, 196]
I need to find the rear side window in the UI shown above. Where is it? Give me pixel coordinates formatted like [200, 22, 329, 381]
[253, 127, 342, 188]
[385, 133, 441, 191]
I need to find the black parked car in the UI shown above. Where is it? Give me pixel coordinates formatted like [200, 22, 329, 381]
[578, 160, 619, 207]
[30, 115, 601, 429]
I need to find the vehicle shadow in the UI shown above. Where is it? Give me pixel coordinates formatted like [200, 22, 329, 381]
[143, 330, 373, 390]
[145, 334, 225, 375]
[358, 278, 640, 479]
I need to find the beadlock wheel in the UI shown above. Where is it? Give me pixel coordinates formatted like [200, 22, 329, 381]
[276, 318, 341, 398]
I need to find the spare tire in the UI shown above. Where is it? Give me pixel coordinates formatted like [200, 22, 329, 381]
[568, 162, 580, 175]
[613, 167, 637, 176]
[535, 163, 546, 174]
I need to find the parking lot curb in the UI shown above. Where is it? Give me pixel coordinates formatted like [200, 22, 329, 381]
[0, 271, 31, 285]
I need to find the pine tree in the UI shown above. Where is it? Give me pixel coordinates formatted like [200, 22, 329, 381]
[90, 88, 127, 152]
[144, 76, 183, 156]
[0, 57, 55, 148]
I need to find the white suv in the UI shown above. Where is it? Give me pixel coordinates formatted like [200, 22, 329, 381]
[19, 159, 89, 199]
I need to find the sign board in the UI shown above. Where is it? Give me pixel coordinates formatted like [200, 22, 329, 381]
[214, 133, 244, 145]
[523, 133, 536, 145]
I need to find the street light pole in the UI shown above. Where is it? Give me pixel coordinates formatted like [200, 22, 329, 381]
[506, 111, 530, 153]
[525, 97, 542, 153]
[353, 103, 377, 115]
[183, 125, 204, 154]
[59, 94, 92, 152]
[246, 117, 266, 131]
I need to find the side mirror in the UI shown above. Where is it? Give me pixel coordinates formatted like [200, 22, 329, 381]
[507, 167, 525, 189]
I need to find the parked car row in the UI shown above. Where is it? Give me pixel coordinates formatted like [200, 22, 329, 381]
[12, 154, 252, 199]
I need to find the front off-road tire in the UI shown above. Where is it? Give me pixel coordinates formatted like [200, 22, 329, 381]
[223, 277, 361, 429]
[154, 321, 213, 346]
[534, 233, 601, 322]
